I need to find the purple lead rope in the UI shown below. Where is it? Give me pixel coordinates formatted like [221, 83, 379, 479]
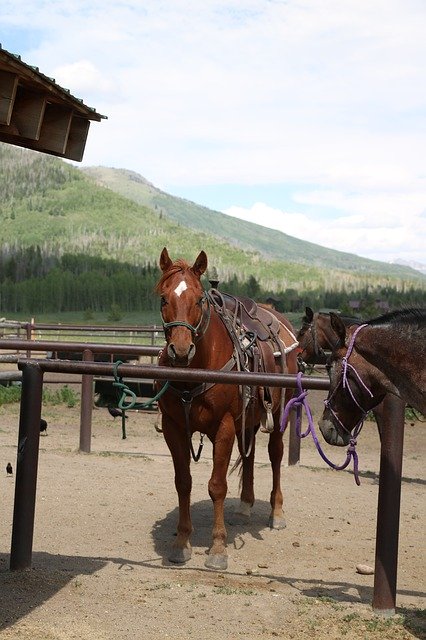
[280, 372, 361, 485]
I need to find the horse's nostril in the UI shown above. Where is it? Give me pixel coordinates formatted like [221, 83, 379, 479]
[167, 343, 177, 360]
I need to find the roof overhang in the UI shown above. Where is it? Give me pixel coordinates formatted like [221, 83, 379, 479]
[0, 46, 106, 161]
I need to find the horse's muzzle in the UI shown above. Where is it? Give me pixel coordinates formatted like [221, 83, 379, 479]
[167, 342, 196, 367]
[318, 418, 350, 447]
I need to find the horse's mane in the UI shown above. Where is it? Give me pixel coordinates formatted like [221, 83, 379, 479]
[317, 311, 364, 326]
[366, 307, 426, 328]
[155, 259, 191, 293]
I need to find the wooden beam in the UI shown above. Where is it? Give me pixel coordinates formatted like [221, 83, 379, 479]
[32, 103, 73, 155]
[10, 86, 46, 140]
[0, 70, 18, 125]
[64, 115, 90, 162]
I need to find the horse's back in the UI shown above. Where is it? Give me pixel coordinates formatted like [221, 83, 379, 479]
[258, 304, 299, 373]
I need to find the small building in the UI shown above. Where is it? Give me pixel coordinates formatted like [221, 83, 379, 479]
[0, 45, 106, 161]
[348, 300, 361, 311]
[376, 300, 390, 312]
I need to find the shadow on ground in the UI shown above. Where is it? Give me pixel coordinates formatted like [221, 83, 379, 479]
[0, 552, 107, 632]
[1, 495, 424, 638]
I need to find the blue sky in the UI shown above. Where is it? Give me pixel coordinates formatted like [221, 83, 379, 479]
[1, 1, 425, 267]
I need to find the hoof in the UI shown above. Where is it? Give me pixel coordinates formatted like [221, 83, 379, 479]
[205, 553, 228, 571]
[169, 546, 192, 564]
[269, 515, 286, 530]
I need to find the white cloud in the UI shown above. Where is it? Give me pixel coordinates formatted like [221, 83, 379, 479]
[224, 199, 425, 264]
[53, 60, 115, 95]
[1, 0, 425, 264]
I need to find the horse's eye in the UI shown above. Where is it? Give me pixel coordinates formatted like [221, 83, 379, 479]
[161, 296, 167, 307]
[196, 296, 204, 307]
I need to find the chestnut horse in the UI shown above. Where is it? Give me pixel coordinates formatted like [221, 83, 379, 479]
[155, 248, 298, 570]
[319, 308, 426, 446]
[296, 306, 386, 438]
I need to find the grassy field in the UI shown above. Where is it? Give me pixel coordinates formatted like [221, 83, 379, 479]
[2, 310, 304, 329]
[2, 310, 163, 327]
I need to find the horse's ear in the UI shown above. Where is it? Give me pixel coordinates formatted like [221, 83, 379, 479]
[305, 307, 314, 322]
[330, 313, 346, 348]
[192, 251, 208, 277]
[159, 247, 172, 273]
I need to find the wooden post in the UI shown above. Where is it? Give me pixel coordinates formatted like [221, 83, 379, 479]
[372, 395, 405, 614]
[10, 362, 43, 570]
[79, 349, 94, 453]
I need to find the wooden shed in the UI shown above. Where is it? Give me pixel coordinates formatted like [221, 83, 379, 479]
[0, 45, 105, 161]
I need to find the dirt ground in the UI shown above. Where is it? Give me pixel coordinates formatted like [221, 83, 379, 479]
[0, 385, 425, 640]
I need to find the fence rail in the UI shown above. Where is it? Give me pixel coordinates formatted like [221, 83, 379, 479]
[0, 333, 406, 614]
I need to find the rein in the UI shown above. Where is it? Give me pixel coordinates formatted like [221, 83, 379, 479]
[280, 372, 362, 485]
[324, 324, 373, 436]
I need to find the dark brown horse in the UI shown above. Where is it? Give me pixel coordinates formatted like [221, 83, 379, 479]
[319, 308, 426, 446]
[296, 306, 386, 437]
[297, 307, 364, 367]
[155, 248, 298, 570]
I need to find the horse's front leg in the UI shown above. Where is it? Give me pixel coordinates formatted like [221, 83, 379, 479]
[268, 413, 286, 530]
[162, 416, 193, 564]
[205, 413, 235, 571]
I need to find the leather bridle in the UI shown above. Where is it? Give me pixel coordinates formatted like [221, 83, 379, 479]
[161, 292, 211, 342]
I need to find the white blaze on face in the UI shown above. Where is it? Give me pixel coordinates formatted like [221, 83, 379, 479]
[174, 280, 187, 297]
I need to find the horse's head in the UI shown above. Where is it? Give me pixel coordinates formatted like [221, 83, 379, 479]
[319, 314, 385, 446]
[156, 247, 208, 366]
[296, 307, 328, 366]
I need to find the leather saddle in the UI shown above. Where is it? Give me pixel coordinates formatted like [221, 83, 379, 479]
[208, 288, 288, 434]
[208, 290, 280, 342]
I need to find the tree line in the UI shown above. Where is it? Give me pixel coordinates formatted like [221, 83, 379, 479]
[0, 246, 424, 316]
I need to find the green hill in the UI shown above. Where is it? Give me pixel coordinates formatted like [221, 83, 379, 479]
[0, 143, 424, 295]
[82, 166, 424, 279]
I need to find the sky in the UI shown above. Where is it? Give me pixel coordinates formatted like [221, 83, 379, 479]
[1, 0, 425, 268]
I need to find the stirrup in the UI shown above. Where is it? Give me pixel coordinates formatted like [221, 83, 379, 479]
[260, 407, 274, 433]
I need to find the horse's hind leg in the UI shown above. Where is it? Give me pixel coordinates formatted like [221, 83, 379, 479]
[230, 431, 256, 524]
[162, 418, 193, 564]
[268, 416, 286, 530]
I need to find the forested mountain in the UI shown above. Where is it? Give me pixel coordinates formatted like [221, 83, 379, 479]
[0, 143, 424, 315]
[82, 166, 425, 278]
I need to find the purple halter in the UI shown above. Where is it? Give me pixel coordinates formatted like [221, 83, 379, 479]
[280, 325, 375, 485]
[324, 324, 373, 435]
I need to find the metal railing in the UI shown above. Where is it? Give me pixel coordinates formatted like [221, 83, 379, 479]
[0, 321, 164, 355]
[0, 337, 406, 614]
